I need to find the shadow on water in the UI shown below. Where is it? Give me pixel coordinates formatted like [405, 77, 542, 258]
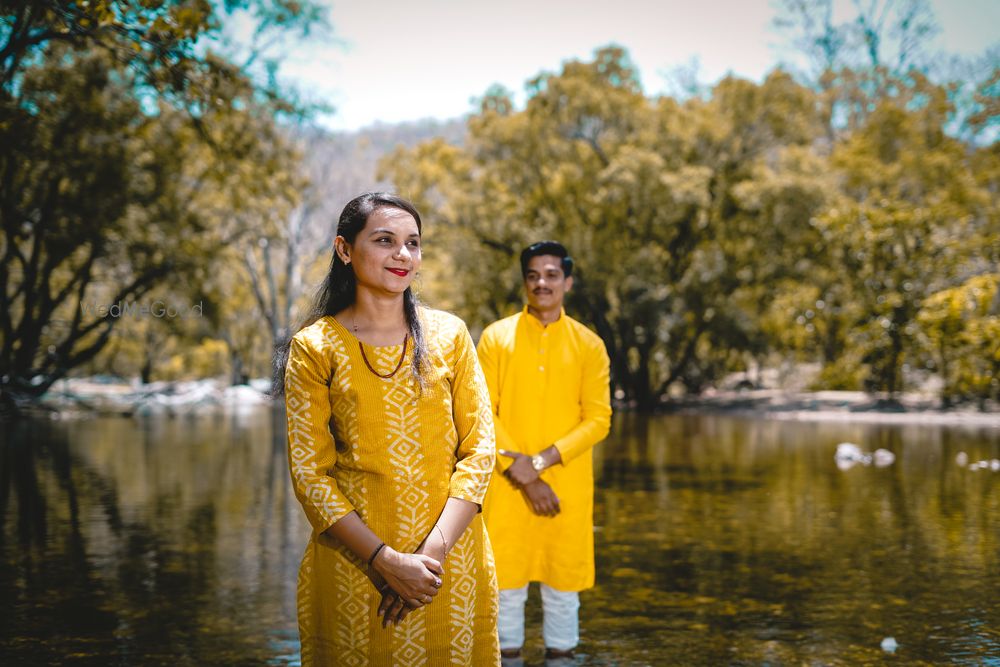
[2, 409, 999, 665]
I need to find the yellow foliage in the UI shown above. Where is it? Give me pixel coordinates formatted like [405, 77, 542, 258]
[159, 339, 230, 382]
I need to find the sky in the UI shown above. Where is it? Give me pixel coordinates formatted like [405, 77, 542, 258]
[274, 0, 999, 131]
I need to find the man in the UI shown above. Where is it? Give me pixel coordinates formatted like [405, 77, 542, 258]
[478, 241, 612, 661]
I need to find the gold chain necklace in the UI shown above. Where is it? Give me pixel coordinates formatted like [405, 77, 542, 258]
[352, 310, 409, 379]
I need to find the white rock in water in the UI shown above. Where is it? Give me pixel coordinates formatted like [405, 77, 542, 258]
[956, 452, 969, 466]
[836, 458, 860, 471]
[873, 448, 896, 467]
[880, 636, 898, 653]
[835, 442, 866, 462]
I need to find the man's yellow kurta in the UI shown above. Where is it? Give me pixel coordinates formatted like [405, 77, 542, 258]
[285, 309, 499, 666]
[478, 307, 611, 592]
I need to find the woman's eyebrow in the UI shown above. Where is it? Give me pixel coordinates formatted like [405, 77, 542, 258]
[367, 228, 420, 238]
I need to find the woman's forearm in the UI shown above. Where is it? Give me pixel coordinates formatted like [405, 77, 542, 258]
[327, 511, 442, 585]
[323, 511, 383, 564]
[432, 497, 479, 556]
[327, 499, 478, 574]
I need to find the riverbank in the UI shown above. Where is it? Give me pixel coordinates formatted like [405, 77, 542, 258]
[30, 377, 1000, 426]
[655, 389, 1000, 427]
[36, 376, 272, 418]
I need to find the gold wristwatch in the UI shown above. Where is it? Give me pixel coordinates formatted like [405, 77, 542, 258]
[530, 454, 545, 472]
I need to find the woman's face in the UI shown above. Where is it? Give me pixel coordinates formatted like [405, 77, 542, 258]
[337, 206, 421, 296]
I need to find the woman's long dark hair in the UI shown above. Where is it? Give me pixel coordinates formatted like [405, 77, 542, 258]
[271, 192, 428, 397]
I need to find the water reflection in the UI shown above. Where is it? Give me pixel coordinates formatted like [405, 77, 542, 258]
[0, 408, 307, 665]
[586, 415, 1000, 666]
[1, 412, 998, 665]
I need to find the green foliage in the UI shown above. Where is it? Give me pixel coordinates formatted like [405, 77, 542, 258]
[385, 48, 830, 407]
[385, 44, 997, 407]
[1, 0, 313, 403]
[802, 76, 993, 395]
[917, 274, 1000, 405]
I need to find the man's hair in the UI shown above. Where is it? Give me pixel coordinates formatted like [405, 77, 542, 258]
[519, 241, 574, 278]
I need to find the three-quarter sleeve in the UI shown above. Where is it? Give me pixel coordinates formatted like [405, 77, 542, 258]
[449, 325, 497, 507]
[552, 336, 612, 464]
[285, 334, 356, 534]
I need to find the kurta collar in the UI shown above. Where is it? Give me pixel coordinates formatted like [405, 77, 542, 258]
[522, 305, 566, 331]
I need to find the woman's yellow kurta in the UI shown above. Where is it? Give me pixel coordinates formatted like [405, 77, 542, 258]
[477, 307, 611, 592]
[284, 309, 499, 666]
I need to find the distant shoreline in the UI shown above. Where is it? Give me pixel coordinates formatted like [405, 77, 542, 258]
[33, 377, 273, 418]
[28, 379, 1000, 426]
[645, 389, 1000, 427]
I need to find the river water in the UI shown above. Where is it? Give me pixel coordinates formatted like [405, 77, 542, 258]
[1, 409, 997, 665]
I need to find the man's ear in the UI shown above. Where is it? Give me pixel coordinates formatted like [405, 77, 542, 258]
[564, 275, 574, 292]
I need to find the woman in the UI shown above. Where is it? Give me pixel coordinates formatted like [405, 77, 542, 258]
[275, 193, 500, 665]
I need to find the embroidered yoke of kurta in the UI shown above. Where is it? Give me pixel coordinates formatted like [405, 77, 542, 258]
[285, 308, 499, 666]
[478, 307, 612, 592]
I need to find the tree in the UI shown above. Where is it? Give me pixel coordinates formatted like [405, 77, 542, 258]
[0, 1, 319, 408]
[385, 47, 829, 407]
[917, 274, 1000, 406]
[1, 0, 213, 88]
[386, 42, 996, 408]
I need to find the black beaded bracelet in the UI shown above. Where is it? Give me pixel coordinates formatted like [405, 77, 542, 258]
[368, 542, 386, 567]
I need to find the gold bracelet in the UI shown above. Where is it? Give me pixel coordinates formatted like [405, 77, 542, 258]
[433, 524, 448, 555]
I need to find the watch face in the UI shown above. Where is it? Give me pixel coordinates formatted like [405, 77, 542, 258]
[531, 455, 544, 471]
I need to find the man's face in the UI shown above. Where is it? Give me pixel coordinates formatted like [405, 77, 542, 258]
[524, 254, 572, 311]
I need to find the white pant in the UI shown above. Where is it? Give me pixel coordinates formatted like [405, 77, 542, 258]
[498, 584, 579, 651]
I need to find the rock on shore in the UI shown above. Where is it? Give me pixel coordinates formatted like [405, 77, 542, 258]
[39, 377, 273, 417]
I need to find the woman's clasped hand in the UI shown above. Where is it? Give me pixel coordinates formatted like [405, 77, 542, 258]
[370, 546, 444, 626]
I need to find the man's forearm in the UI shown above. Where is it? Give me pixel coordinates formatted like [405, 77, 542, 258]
[531, 445, 562, 472]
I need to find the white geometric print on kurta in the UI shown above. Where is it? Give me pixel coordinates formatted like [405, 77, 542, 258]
[373, 344, 431, 665]
[327, 327, 359, 466]
[393, 604, 429, 667]
[339, 468, 368, 521]
[384, 383, 430, 546]
[333, 556, 369, 667]
[484, 537, 499, 622]
[320, 321, 371, 666]
[448, 531, 477, 665]
[297, 548, 316, 667]
[287, 318, 367, 666]
[288, 310, 500, 665]
[460, 378, 496, 501]
[286, 322, 353, 530]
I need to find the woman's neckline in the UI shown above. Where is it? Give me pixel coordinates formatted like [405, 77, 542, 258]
[325, 314, 407, 350]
